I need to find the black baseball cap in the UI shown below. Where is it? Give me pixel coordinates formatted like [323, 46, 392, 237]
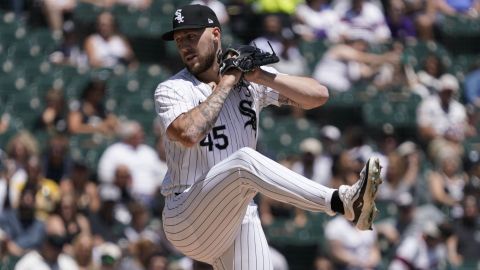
[161, 4, 221, 41]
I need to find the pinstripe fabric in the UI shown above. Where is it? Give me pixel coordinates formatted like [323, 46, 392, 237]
[156, 67, 331, 268]
[154, 67, 280, 197]
[163, 147, 335, 266]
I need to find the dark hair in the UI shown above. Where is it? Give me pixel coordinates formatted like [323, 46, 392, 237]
[80, 79, 107, 100]
[96, 11, 119, 33]
[423, 54, 445, 77]
[20, 182, 37, 198]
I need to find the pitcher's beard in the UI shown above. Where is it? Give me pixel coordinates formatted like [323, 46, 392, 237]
[187, 52, 216, 76]
[187, 40, 218, 76]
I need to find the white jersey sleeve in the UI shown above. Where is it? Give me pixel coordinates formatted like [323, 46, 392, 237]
[253, 66, 281, 108]
[154, 83, 196, 134]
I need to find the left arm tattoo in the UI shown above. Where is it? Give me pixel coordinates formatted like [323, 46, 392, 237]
[278, 94, 302, 107]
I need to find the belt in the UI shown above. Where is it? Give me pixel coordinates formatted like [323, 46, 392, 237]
[174, 192, 181, 196]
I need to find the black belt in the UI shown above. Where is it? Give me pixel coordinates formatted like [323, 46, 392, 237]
[174, 192, 181, 196]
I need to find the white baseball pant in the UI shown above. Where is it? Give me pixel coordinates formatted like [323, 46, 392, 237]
[163, 147, 336, 269]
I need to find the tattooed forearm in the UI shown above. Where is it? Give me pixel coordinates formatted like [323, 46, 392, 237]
[278, 94, 301, 107]
[183, 85, 231, 140]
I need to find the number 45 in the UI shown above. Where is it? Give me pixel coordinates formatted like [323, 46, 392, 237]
[200, 125, 229, 151]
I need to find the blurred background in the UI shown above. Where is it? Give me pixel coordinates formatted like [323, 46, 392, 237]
[0, 0, 479, 269]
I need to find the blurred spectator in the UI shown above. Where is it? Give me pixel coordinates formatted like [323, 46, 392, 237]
[225, 0, 257, 43]
[464, 67, 480, 108]
[272, 32, 309, 76]
[407, 54, 447, 98]
[88, 185, 127, 244]
[428, 150, 467, 215]
[344, 126, 383, 170]
[416, 0, 480, 40]
[329, 151, 361, 188]
[111, 165, 135, 205]
[316, 125, 342, 184]
[81, 0, 115, 8]
[0, 113, 9, 136]
[388, 221, 447, 270]
[42, 0, 76, 36]
[465, 150, 480, 197]
[145, 251, 168, 270]
[292, 138, 332, 186]
[14, 215, 78, 270]
[0, 227, 18, 269]
[253, 0, 302, 14]
[314, 253, 334, 270]
[98, 121, 166, 206]
[325, 215, 381, 269]
[68, 79, 118, 136]
[17, 156, 61, 220]
[313, 32, 399, 92]
[0, 186, 44, 257]
[116, 0, 152, 10]
[452, 195, 480, 262]
[60, 161, 100, 213]
[416, 74, 470, 159]
[386, 0, 416, 40]
[372, 43, 407, 91]
[49, 21, 88, 68]
[72, 233, 95, 270]
[41, 135, 72, 183]
[377, 144, 420, 201]
[119, 238, 162, 270]
[93, 242, 122, 270]
[54, 193, 91, 248]
[0, 149, 15, 212]
[294, 0, 341, 42]
[34, 88, 68, 135]
[84, 12, 136, 69]
[251, 15, 308, 76]
[376, 192, 417, 245]
[192, 0, 229, 24]
[334, 0, 392, 43]
[5, 131, 39, 172]
[124, 202, 159, 244]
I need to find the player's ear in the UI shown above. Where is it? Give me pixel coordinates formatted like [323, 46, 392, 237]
[212, 27, 221, 41]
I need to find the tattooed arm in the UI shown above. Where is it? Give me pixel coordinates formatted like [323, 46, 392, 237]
[278, 95, 302, 107]
[166, 74, 239, 147]
[246, 68, 329, 109]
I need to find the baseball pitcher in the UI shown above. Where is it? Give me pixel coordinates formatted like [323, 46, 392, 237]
[154, 4, 382, 269]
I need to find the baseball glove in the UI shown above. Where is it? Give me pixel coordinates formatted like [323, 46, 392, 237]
[219, 42, 279, 75]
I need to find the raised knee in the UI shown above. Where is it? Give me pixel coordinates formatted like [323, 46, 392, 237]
[235, 147, 256, 157]
[230, 147, 257, 174]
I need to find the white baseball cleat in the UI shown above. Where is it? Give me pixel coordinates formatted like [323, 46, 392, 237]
[339, 156, 383, 230]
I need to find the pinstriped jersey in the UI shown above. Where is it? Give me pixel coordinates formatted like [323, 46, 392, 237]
[154, 67, 280, 196]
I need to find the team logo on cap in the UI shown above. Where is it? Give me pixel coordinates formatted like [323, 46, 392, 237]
[208, 18, 213, 24]
[174, 9, 184, 23]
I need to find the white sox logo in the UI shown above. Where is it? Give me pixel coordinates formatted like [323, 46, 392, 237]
[174, 9, 184, 23]
[239, 100, 257, 133]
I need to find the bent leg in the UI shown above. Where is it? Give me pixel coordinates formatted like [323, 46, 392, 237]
[225, 147, 336, 214]
[163, 147, 335, 263]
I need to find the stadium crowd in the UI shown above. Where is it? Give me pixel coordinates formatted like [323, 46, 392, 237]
[0, 0, 479, 269]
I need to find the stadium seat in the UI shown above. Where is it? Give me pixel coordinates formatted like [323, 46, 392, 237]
[298, 40, 329, 74]
[0, 118, 21, 149]
[402, 40, 451, 71]
[73, 2, 105, 25]
[259, 116, 320, 160]
[362, 91, 421, 130]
